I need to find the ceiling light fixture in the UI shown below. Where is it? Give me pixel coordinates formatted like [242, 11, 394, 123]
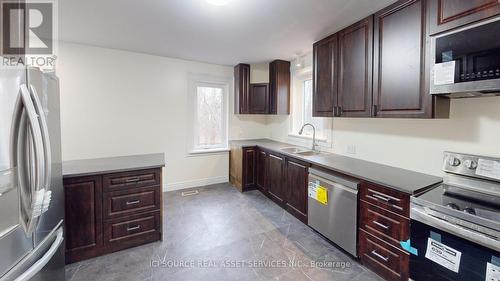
[206, 0, 233, 6]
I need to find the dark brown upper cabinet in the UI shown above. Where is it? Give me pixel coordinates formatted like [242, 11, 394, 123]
[234, 63, 251, 114]
[313, 34, 338, 117]
[428, 0, 500, 35]
[373, 0, 433, 118]
[234, 61, 290, 115]
[338, 16, 374, 117]
[249, 83, 269, 114]
[269, 60, 291, 115]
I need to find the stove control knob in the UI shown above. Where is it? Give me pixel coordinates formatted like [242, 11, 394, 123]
[446, 203, 460, 210]
[464, 160, 478, 170]
[448, 157, 461, 167]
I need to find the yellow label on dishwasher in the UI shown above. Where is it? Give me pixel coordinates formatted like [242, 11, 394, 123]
[317, 186, 328, 205]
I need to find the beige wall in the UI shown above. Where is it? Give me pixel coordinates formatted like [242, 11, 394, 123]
[267, 68, 500, 177]
[58, 43, 500, 191]
[57, 43, 268, 191]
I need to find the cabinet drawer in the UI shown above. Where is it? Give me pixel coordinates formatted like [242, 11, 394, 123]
[103, 186, 160, 219]
[359, 229, 409, 281]
[360, 201, 409, 248]
[103, 169, 161, 192]
[104, 211, 161, 248]
[360, 182, 409, 217]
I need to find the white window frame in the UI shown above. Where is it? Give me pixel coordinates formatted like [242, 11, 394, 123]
[188, 74, 230, 155]
[288, 67, 333, 149]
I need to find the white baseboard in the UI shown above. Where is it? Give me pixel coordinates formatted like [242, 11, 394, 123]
[163, 176, 229, 192]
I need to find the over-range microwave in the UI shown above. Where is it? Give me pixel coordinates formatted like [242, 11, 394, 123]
[430, 16, 500, 98]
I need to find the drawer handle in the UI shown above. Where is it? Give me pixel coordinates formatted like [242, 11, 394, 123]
[127, 225, 141, 231]
[371, 250, 389, 262]
[125, 177, 140, 183]
[372, 220, 390, 230]
[372, 194, 391, 202]
[126, 200, 140, 205]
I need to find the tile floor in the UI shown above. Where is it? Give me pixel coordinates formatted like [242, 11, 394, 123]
[65, 183, 384, 281]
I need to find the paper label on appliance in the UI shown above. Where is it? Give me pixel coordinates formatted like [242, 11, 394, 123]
[486, 262, 500, 281]
[425, 238, 462, 273]
[476, 159, 500, 180]
[308, 184, 328, 205]
[434, 61, 455, 85]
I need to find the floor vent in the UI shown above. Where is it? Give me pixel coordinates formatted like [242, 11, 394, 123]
[181, 190, 199, 197]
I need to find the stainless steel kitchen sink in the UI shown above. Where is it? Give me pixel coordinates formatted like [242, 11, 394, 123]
[280, 147, 308, 154]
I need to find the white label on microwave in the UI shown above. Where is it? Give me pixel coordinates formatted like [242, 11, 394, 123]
[486, 262, 500, 281]
[476, 159, 500, 180]
[425, 238, 462, 273]
[434, 61, 455, 85]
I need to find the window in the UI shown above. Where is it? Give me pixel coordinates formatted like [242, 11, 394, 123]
[190, 75, 229, 153]
[291, 75, 331, 141]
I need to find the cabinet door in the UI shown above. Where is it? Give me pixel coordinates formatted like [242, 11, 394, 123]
[234, 63, 251, 114]
[313, 34, 338, 117]
[285, 159, 308, 223]
[269, 60, 291, 115]
[249, 83, 269, 114]
[243, 148, 256, 190]
[373, 0, 433, 118]
[428, 0, 500, 35]
[256, 150, 268, 193]
[64, 176, 103, 263]
[338, 16, 374, 117]
[267, 153, 285, 204]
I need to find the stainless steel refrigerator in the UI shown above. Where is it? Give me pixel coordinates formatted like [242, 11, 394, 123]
[0, 64, 65, 280]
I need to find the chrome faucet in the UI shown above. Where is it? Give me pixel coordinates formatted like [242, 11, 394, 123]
[298, 123, 318, 151]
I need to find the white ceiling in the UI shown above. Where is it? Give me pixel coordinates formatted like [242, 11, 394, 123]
[59, 0, 397, 66]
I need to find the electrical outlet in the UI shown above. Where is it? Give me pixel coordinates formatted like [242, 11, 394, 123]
[346, 144, 356, 155]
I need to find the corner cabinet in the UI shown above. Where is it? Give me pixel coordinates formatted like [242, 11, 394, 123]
[234, 64, 251, 114]
[428, 0, 500, 35]
[269, 60, 291, 115]
[234, 61, 290, 115]
[64, 168, 163, 264]
[312, 34, 338, 117]
[229, 146, 309, 223]
[338, 16, 374, 118]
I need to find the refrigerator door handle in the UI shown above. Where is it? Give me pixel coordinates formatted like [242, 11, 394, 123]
[10, 227, 63, 281]
[18, 85, 46, 234]
[28, 85, 51, 192]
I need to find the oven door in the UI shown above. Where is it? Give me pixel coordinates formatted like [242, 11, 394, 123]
[410, 220, 500, 281]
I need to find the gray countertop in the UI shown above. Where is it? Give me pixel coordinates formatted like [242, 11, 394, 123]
[63, 153, 165, 178]
[230, 139, 442, 195]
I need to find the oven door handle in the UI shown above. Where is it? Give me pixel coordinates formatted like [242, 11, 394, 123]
[411, 207, 500, 252]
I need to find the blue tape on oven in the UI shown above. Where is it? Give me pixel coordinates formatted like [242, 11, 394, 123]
[430, 231, 441, 242]
[400, 239, 418, 256]
[492, 256, 500, 267]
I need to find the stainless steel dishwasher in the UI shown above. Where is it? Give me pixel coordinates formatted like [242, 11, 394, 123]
[308, 168, 360, 257]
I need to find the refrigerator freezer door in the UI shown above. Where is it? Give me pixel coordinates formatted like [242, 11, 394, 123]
[1, 225, 64, 281]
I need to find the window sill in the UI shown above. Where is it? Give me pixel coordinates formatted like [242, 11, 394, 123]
[188, 148, 230, 156]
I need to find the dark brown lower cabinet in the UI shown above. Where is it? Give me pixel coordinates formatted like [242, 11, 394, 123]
[243, 148, 256, 190]
[267, 153, 285, 204]
[359, 182, 410, 281]
[64, 176, 103, 263]
[256, 150, 268, 193]
[285, 158, 308, 223]
[64, 168, 163, 264]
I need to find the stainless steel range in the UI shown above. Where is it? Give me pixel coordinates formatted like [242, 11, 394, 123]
[409, 152, 500, 281]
